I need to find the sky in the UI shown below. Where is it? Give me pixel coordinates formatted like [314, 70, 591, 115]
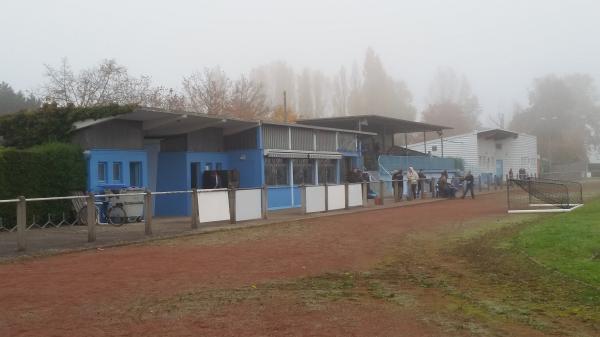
[1, 0, 599, 125]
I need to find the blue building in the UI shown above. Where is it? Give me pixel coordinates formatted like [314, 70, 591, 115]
[71, 108, 376, 216]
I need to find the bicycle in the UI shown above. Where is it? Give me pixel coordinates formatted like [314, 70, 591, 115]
[78, 197, 128, 226]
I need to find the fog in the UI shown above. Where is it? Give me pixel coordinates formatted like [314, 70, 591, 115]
[1, 0, 599, 124]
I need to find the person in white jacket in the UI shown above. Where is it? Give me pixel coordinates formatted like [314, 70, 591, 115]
[407, 167, 418, 200]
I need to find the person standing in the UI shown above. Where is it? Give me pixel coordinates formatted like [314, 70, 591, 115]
[392, 169, 403, 199]
[461, 171, 475, 199]
[417, 169, 426, 198]
[407, 167, 418, 200]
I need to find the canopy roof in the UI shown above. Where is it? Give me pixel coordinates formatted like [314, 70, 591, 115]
[477, 129, 518, 140]
[297, 115, 451, 134]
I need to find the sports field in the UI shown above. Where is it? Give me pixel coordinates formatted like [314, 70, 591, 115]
[1, 186, 599, 336]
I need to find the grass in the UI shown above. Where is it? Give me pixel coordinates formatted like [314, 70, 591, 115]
[514, 198, 600, 287]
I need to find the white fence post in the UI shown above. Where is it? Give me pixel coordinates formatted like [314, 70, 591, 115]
[191, 189, 199, 229]
[301, 184, 307, 214]
[228, 188, 236, 224]
[86, 192, 96, 243]
[261, 185, 268, 219]
[16, 196, 26, 251]
[144, 190, 153, 236]
[324, 183, 329, 211]
[344, 182, 349, 210]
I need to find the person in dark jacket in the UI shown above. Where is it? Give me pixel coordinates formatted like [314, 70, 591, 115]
[417, 169, 426, 198]
[461, 171, 475, 199]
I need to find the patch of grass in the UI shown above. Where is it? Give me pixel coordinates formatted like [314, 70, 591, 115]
[514, 198, 600, 287]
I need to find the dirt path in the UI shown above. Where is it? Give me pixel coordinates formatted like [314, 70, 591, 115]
[1, 194, 509, 336]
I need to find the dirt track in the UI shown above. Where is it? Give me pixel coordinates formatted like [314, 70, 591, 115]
[1, 193, 512, 336]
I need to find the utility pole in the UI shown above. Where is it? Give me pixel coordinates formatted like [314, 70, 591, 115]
[283, 90, 288, 123]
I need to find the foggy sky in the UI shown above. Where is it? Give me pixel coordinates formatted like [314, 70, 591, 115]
[1, 0, 599, 125]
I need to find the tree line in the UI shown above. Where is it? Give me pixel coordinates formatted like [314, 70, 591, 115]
[1, 48, 599, 164]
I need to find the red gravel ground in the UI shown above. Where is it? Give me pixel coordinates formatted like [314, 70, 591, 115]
[0, 194, 509, 337]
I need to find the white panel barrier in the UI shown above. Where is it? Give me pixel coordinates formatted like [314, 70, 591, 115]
[327, 185, 346, 210]
[347, 183, 363, 207]
[305, 186, 326, 213]
[235, 189, 262, 221]
[197, 189, 230, 223]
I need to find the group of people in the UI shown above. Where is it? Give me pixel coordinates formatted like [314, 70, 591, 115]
[346, 167, 475, 201]
[437, 170, 475, 199]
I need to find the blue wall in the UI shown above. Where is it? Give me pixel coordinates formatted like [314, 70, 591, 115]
[86, 149, 148, 193]
[155, 152, 188, 216]
[267, 186, 301, 210]
[227, 149, 264, 188]
[154, 150, 264, 216]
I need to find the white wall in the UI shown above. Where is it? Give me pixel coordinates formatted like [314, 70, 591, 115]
[409, 130, 538, 178]
[408, 132, 479, 174]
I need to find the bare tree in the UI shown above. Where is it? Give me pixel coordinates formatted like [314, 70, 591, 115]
[42, 58, 155, 107]
[227, 75, 269, 120]
[332, 66, 349, 116]
[182, 67, 231, 115]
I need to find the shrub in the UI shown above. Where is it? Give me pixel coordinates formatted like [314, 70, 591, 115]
[0, 143, 86, 227]
[0, 103, 136, 148]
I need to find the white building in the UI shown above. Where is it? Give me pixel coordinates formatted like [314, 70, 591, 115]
[408, 129, 538, 178]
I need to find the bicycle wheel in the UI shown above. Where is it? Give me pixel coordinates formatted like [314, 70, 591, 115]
[78, 205, 99, 225]
[108, 206, 127, 226]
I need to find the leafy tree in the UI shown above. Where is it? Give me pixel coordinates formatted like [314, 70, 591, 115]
[227, 75, 269, 120]
[0, 82, 41, 115]
[0, 103, 135, 148]
[509, 74, 600, 163]
[422, 67, 481, 136]
[361, 48, 416, 120]
[271, 104, 298, 123]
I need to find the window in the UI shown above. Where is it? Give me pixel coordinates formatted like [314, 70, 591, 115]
[112, 162, 122, 183]
[265, 157, 289, 186]
[130, 162, 143, 187]
[431, 145, 437, 152]
[495, 143, 502, 150]
[293, 159, 315, 185]
[205, 162, 213, 171]
[318, 159, 337, 184]
[215, 162, 223, 170]
[97, 162, 107, 182]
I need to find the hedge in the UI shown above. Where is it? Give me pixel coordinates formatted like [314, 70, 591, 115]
[0, 103, 136, 148]
[0, 143, 86, 227]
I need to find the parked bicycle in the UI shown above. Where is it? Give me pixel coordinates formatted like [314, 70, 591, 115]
[77, 197, 128, 226]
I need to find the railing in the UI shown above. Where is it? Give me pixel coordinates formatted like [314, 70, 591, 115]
[0, 177, 507, 252]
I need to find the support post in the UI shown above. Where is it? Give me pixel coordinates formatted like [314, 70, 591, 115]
[478, 175, 482, 192]
[261, 185, 268, 219]
[393, 180, 400, 202]
[191, 189, 199, 229]
[301, 184, 307, 214]
[344, 182, 349, 210]
[324, 182, 329, 211]
[144, 190, 153, 236]
[379, 180, 385, 205]
[86, 192, 96, 243]
[228, 188, 236, 224]
[506, 178, 510, 210]
[423, 131, 427, 154]
[16, 196, 26, 251]
[362, 181, 368, 207]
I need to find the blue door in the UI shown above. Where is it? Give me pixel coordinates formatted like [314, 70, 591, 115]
[496, 160, 503, 181]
